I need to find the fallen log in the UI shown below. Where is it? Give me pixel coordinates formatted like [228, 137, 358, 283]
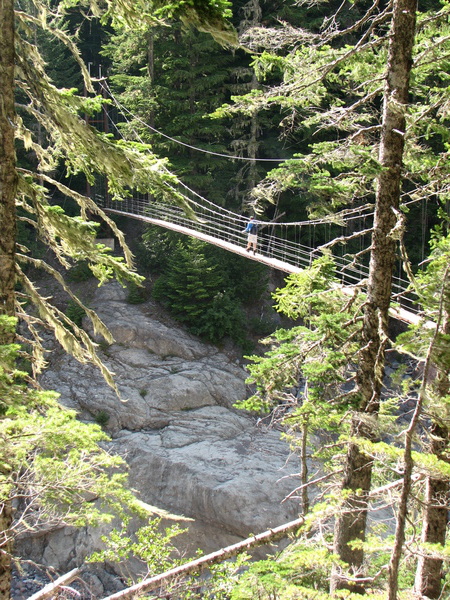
[100, 515, 305, 600]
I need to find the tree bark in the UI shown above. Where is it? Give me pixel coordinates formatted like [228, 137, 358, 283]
[0, 0, 17, 330]
[414, 463, 448, 598]
[331, 0, 417, 593]
[0, 0, 17, 596]
[415, 310, 450, 598]
[391, 270, 449, 599]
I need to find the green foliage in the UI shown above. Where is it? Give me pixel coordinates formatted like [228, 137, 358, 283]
[0, 319, 142, 533]
[126, 280, 147, 304]
[104, 21, 240, 205]
[12, 0, 208, 393]
[94, 410, 110, 428]
[65, 299, 86, 327]
[67, 260, 94, 283]
[193, 553, 250, 600]
[217, 1, 448, 270]
[91, 523, 249, 597]
[89, 517, 186, 577]
[248, 315, 278, 337]
[139, 226, 183, 274]
[152, 0, 236, 47]
[151, 236, 265, 346]
[230, 542, 338, 600]
[229, 535, 418, 600]
[240, 255, 362, 413]
[192, 290, 245, 343]
[272, 253, 349, 322]
[204, 245, 269, 305]
[152, 238, 226, 319]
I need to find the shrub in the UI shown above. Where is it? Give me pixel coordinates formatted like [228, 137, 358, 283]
[94, 410, 110, 428]
[192, 292, 246, 344]
[65, 300, 86, 327]
[249, 316, 278, 337]
[150, 236, 271, 348]
[67, 261, 93, 282]
[138, 226, 184, 274]
[230, 543, 336, 600]
[126, 281, 147, 304]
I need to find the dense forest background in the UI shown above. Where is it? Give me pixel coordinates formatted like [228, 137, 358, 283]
[29, 0, 441, 347]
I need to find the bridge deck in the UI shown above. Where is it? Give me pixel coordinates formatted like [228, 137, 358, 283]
[106, 209, 303, 274]
[104, 208, 425, 327]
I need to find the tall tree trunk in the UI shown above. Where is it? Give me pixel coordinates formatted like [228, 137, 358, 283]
[331, 0, 417, 593]
[245, 0, 261, 195]
[414, 434, 448, 598]
[395, 272, 450, 599]
[0, 0, 17, 327]
[237, 0, 261, 210]
[0, 0, 17, 595]
[146, 30, 155, 128]
[415, 310, 450, 598]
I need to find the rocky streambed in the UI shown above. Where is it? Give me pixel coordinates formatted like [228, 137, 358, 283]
[16, 282, 301, 597]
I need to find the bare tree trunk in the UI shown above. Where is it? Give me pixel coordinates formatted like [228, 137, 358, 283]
[415, 310, 450, 598]
[0, 0, 17, 595]
[300, 418, 309, 515]
[414, 450, 448, 598]
[0, 0, 17, 327]
[146, 30, 155, 128]
[391, 271, 449, 599]
[331, 0, 417, 593]
[237, 0, 261, 211]
[388, 367, 424, 599]
[27, 568, 80, 600]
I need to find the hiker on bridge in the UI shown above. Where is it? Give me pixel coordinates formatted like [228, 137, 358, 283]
[243, 216, 258, 254]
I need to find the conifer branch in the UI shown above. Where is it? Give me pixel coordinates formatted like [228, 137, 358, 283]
[15, 9, 94, 93]
[16, 267, 120, 396]
[317, 227, 374, 252]
[16, 254, 114, 344]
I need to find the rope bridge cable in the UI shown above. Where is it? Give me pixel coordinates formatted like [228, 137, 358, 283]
[92, 83, 421, 323]
[100, 79, 428, 240]
[100, 79, 305, 164]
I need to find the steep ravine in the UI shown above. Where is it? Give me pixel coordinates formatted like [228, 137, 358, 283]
[17, 281, 302, 597]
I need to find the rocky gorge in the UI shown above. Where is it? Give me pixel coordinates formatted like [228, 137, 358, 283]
[16, 281, 302, 597]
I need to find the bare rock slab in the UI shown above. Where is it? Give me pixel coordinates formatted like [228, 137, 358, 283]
[37, 282, 300, 573]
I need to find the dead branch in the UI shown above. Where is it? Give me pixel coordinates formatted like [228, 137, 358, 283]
[281, 469, 344, 503]
[27, 568, 80, 600]
[99, 516, 305, 600]
[317, 227, 373, 251]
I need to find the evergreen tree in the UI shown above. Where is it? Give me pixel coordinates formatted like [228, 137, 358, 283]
[152, 237, 249, 344]
[395, 226, 450, 598]
[102, 20, 238, 205]
[153, 239, 227, 322]
[331, 2, 418, 592]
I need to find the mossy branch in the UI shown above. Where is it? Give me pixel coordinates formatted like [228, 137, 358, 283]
[16, 267, 120, 397]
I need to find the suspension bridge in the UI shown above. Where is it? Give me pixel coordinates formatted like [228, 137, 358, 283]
[97, 192, 422, 326]
[92, 78, 423, 327]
